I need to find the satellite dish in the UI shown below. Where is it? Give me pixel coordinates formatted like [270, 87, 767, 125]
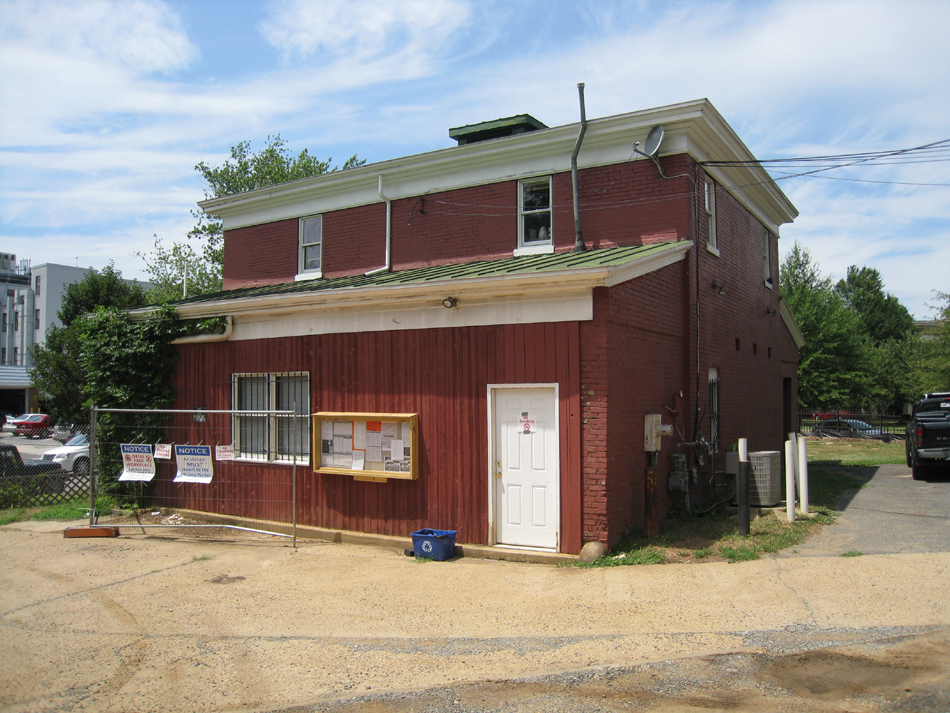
[632, 124, 668, 178]
[643, 125, 664, 158]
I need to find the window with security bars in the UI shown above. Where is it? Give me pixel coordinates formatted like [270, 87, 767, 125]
[232, 372, 310, 462]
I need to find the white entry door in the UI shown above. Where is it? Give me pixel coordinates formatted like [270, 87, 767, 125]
[493, 387, 559, 549]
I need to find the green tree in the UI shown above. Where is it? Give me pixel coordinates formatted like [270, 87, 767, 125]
[780, 242, 869, 409]
[835, 265, 915, 345]
[913, 291, 950, 392]
[139, 135, 365, 301]
[29, 263, 151, 425]
[76, 305, 185, 495]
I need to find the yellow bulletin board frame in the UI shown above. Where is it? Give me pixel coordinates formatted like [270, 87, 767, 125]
[313, 412, 419, 483]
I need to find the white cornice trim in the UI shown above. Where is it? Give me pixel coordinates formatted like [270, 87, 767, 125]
[200, 99, 797, 234]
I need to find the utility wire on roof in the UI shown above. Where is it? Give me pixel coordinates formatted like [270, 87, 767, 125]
[702, 139, 950, 167]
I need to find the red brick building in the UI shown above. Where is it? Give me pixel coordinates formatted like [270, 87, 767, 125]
[139, 99, 803, 554]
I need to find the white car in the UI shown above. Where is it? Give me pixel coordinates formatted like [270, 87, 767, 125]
[41, 433, 90, 474]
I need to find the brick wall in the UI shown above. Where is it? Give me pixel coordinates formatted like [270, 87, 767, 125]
[579, 264, 690, 547]
[576, 159, 800, 547]
[223, 218, 298, 290]
[221, 158, 695, 288]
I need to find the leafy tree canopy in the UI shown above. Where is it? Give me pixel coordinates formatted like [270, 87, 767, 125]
[835, 265, 915, 345]
[914, 290, 950, 392]
[781, 243, 869, 408]
[59, 261, 149, 327]
[782, 243, 940, 411]
[139, 135, 365, 302]
[30, 263, 154, 425]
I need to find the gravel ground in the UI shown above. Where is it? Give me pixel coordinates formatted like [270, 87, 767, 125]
[1, 460, 948, 712]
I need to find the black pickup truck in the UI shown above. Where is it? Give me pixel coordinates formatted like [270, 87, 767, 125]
[905, 392, 950, 479]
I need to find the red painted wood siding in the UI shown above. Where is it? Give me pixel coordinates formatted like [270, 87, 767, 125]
[169, 322, 584, 553]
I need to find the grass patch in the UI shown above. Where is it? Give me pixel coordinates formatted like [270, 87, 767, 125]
[0, 495, 119, 525]
[582, 465, 861, 567]
[806, 437, 905, 466]
[842, 550, 863, 557]
[0, 507, 29, 526]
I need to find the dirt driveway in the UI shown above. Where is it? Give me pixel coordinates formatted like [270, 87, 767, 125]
[1, 462, 949, 712]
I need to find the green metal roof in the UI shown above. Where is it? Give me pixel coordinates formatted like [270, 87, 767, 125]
[164, 242, 683, 308]
[448, 114, 548, 144]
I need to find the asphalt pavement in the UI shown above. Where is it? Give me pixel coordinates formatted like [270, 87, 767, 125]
[787, 463, 950, 557]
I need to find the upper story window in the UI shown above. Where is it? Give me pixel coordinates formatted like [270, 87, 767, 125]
[704, 177, 718, 254]
[517, 178, 553, 254]
[298, 215, 322, 278]
[34, 276, 41, 296]
[763, 230, 773, 286]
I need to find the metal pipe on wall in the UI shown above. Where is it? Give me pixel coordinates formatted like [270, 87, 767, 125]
[571, 83, 588, 253]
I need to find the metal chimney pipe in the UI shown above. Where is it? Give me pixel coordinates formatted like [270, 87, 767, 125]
[571, 82, 588, 253]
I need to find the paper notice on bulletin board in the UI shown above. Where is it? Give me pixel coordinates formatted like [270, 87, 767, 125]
[314, 413, 417, 479]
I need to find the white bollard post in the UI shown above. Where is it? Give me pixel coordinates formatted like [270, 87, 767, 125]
[785, 438, 796, 523]
[738, 438, 748, 463]
[798, 436, 809, 515]
[788, 432, 799, 500]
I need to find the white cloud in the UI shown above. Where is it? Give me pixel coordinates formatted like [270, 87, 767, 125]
[0, 0, 197, 73]
[0, 0, 946, 318]
[259, 0, 471, 62]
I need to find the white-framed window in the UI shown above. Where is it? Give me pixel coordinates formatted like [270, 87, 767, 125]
[298, 215, 323, 277]
[232, 372, 310, 463]
[704, 177, 718, 254]
[517, 177, 553, 252]
[762, 229, 773, 286]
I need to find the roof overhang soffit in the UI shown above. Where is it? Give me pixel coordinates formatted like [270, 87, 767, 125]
[130, 243, 692, 323]
[780, 298, 806, 349]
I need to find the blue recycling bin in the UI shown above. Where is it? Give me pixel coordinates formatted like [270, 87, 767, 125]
[410, 529, 457, 561]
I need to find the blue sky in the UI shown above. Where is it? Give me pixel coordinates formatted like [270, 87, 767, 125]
[1, 0, 948, 318]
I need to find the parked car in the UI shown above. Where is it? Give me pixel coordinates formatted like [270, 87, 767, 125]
[2, 414, 31, 435]
[814, 418, 885, 438]
[41, 433, 90, 474]
[905, 392, 950, 480]
[0, 442, 65, 495]
[14, 414, 52, 438]
[52, 423, 77, 443]
[0, 443, 64, 477]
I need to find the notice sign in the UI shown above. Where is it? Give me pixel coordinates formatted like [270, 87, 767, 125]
[154, 444, 172, 460]
[215, 444, 234, 461]
[519, 412, 535, 434]
[174, 445, 214, 483]
[118, 444, 156, 482]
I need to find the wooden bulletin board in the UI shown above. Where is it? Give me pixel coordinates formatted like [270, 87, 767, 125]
[313, 412, 418, 483]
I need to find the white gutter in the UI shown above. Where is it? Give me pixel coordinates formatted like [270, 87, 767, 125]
[365, 175, 391, 276]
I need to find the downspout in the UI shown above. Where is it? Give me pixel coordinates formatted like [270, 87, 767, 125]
[172, 315, 233, 344]
[365, 175, 392, 276]
[571, 82, 588, 253]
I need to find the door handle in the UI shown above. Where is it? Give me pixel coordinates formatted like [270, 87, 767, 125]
[495, 471, 503, 477]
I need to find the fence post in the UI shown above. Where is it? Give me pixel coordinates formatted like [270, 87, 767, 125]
[292, 406, 298, 548]
[88, 405, 97, 527]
